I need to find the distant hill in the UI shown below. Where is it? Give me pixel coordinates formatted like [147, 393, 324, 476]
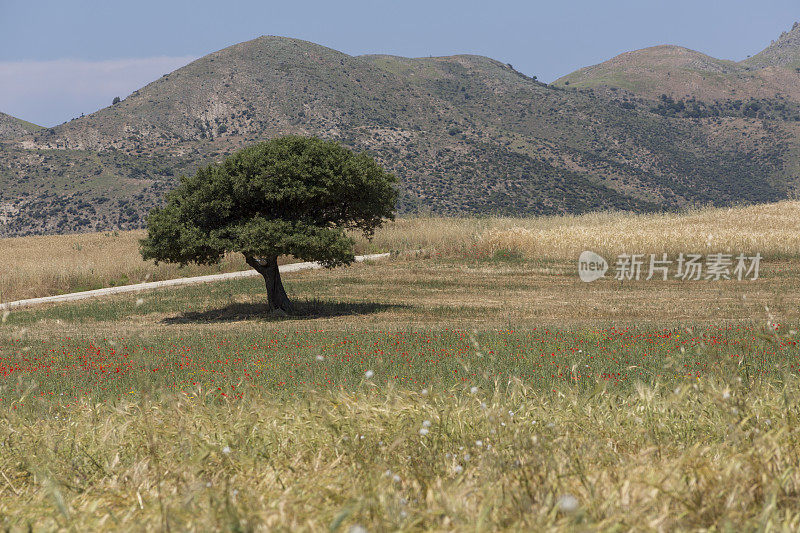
[0, 112, 42, 139]
[553, 23, 800, 105]
[0, 35, 796, 236]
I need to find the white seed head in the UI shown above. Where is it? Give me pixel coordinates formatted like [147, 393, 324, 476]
[557, 494, 579, 513]
[365, 370, 374, 379]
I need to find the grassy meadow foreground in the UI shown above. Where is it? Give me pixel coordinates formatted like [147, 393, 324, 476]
[2, 203, 800, 530]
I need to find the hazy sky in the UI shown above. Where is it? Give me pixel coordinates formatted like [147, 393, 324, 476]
[2, 0, 799, 127]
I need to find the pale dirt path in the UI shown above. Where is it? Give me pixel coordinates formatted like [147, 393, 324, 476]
[0, 253, 390, 311]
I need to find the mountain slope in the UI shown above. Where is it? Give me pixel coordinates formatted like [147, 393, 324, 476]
[745, 22, 800, 69]
[0, 112, 42, 139]
[0, 36, 794, 236]
[553, 23, 800, 105]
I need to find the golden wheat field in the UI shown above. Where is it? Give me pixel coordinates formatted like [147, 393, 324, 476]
[2, 201, 800, 303]
[2, 202, 800, 531]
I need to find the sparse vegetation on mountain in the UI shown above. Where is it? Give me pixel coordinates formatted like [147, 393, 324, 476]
[0, 111, 42, 139]
[1, 31, 800, 236]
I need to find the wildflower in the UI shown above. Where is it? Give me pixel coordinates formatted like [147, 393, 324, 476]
[348, 525, 368, 533]
[470, 386, 478, 394]
[365, 370, 374, 379]
[383, 469, 392, 477]
[454, 465, 463, 474]
[222, 446, 231, 454]
[422, 420, 431, 428]
[316, 355, 325, 361]
[464, 453, 471, 461]
[475, 440, 483, 447]
[392, 474, 401, 483]
[421, 388, 429, 395]
[722, 391, 731, 400]
[419, 428, 429, 436]
[557, 494, 579, 513]
[135, 298, 144, 307]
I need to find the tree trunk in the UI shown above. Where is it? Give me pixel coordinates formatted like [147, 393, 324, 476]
[244, 255, 293, 314]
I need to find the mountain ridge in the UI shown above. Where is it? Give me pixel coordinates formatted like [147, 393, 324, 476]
[0, 112, 43, 139]
[0, 34, 795, 236]
[553, 22, 800, 103]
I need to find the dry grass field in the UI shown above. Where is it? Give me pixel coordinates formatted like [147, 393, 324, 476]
[2, 202, 800, 530]
[3, 201, 800, 302]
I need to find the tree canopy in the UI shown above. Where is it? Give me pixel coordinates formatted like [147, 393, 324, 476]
[140, 136, 397, 311]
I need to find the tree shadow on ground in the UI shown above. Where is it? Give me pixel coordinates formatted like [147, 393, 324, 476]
[162, 299, 409, 324]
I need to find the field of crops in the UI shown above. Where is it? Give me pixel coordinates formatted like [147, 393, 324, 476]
[2, 325, 798, 407]
[2, 206, 800, 530]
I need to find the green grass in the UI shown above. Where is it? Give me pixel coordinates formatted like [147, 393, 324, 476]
[2, 324, 796, 409]
[1, 258, 798, 405]
[2, 255, 800, 529]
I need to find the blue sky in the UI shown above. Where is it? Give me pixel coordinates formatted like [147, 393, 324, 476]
[1, 0, 799, 127]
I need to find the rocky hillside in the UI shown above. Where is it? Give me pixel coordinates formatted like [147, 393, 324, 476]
[745, 22, 800, 69]
[0, 35, 796, 236]
[553, 23, 800, 105]
[0, 112, 42, 139]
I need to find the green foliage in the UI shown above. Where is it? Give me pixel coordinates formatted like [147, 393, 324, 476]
[140, 136, 397, 267]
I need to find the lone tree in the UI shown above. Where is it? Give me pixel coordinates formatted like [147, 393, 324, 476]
[140, 136, 397, 313]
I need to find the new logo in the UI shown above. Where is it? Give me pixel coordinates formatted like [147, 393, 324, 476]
[578, 251, 608, 283]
